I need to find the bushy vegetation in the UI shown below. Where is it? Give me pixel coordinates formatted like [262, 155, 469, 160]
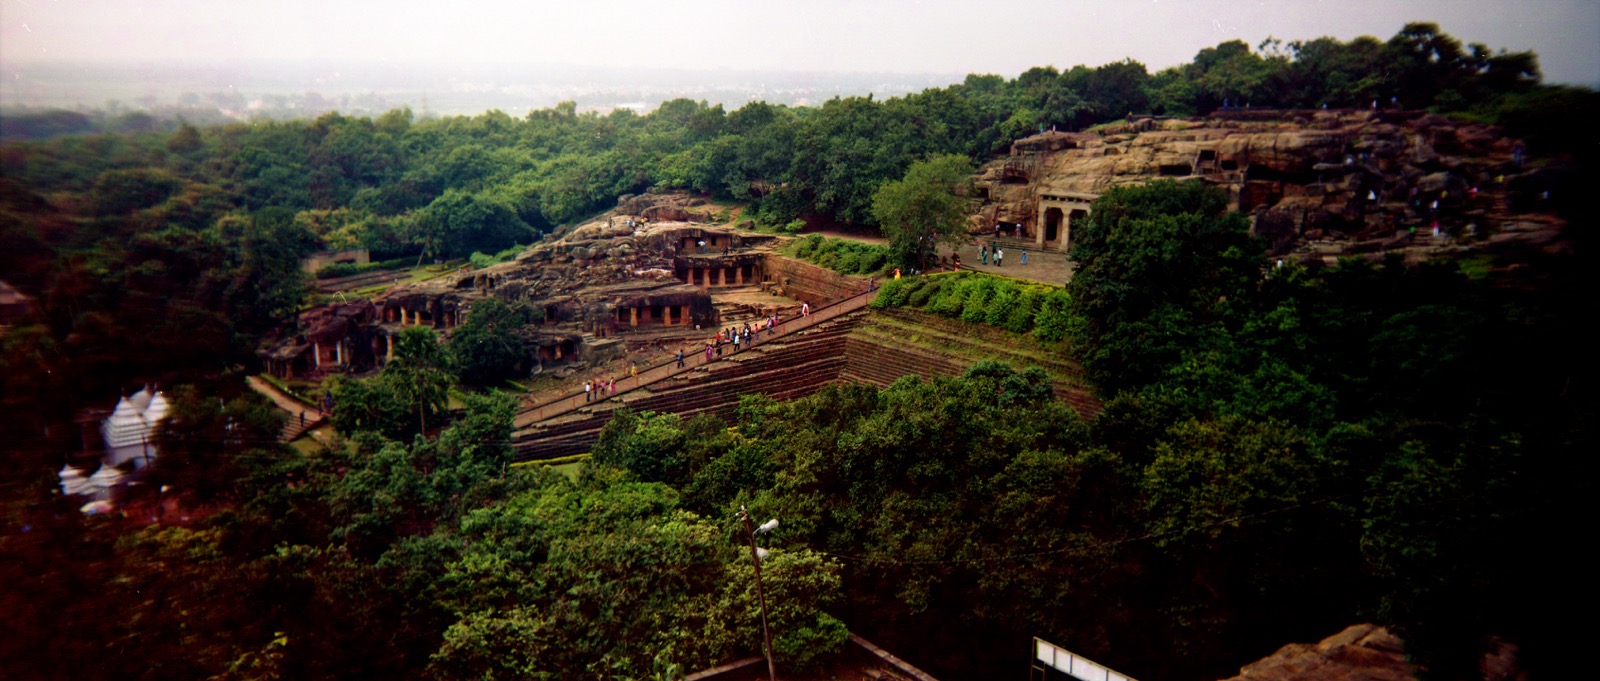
[467, 243, 529, 270]
[784, 233, 891, 275]
[314, 256, 415, 279]
[873, 271, 1070, 339]
[1, 21, 1592, 681]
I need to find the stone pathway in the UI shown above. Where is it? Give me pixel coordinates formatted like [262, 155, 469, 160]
[513, 288, 875, 429]
[245, 376, 326, 442]
[938, 240, 1075, 286]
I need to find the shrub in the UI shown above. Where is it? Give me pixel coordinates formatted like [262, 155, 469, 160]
[796, 233, 824, 259]
[1005, 289, 1043, 334]
[870, 278, 908, 309]
[1034, 288, 1073, 342]
[929, 275, 970, 316]
[959, 278, 994, 323]
[856, 249, 887, 274]
[314, 256, 416, 279]
[985, 282, 1018, 327]
[897, 277, 929, 303]
[786, 235, 891, 276]
[835, 250, 860, 274]
[907, 278, 941, 308]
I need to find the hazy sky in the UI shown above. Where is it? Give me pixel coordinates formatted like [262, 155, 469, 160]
[3, 0, 1597, 84]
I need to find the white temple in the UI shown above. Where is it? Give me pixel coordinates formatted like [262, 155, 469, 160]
[100, 386, 169, 469]
[59, 386, 173, 504]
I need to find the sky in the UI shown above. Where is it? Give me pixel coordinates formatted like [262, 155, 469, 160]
[2, 0, 1597, 85]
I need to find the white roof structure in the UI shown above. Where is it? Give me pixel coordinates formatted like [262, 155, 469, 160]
[58, 465, 93, 497]
[143, 392, 170, 425]
[84, 465, 126, 500]
[129, 386, 154, 414]
[100, 388, 171, 468]
[102, 397, 147, 450]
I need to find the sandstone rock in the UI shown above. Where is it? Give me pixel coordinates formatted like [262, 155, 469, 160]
[1218, 624, 1414, 681]
[971, 109, 1559, 263]
[1416, 172, 1467, 197]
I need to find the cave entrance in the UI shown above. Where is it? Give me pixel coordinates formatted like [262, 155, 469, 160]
[1043, 207, 1063, 243]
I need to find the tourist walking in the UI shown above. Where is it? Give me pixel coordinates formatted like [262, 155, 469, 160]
[1020, 249, 1028, 266]
[801, 302, 810, 318]
[994, 248, 1004, 267]
[677, 348, 685, 368]
[584, 380, 592, 402]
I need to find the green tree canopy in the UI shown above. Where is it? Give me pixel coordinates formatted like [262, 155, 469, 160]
[871, 154, 973, 271]
[449, 298, 530, 386]
[1066, 181, 1262, 394]
[385, 326, 455, 434]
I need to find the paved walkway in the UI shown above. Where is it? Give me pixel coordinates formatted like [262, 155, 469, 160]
[245, 376, 326, 442]
[940, 240, 1075, 286]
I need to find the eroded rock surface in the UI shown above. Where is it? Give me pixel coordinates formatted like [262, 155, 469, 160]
[976, 110, 1568, 264]
[1219, 624, 1415, 681]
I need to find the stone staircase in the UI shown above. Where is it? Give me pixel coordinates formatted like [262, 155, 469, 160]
[245, 376, 327, 443]
[507, 292, 1103, 461]
[279, 411, 326, 442]
[511, 310, 862, 460]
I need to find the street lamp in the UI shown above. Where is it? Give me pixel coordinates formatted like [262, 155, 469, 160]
[739, 506, 779, 681]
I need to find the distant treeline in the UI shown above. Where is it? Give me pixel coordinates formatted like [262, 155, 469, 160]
[1, 21, 1593, 413]
[2, 25, 1594, 681]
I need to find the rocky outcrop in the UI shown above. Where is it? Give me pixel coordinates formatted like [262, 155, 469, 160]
[1219, 624, 1414, 681]
[977, 110, 1568, 263]
[617, 191, 714, 223]
[263, 197, 757, 377]
[1220, 624, 1530, 681]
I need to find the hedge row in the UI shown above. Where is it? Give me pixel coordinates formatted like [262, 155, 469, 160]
[787, 234, 890, 276]
[870, 272, 1072, 341]
[315, 256, 415, 279]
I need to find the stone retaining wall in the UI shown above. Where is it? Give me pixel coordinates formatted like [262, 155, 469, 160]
[764, 255, 867, 305]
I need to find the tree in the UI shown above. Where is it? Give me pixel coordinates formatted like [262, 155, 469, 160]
[871, 154, 973, 271]
[385, 326, 454, 434]
[449, 298, 529, 385]
[1066, 180, 1261, 394]
[418, 190, 534, 259]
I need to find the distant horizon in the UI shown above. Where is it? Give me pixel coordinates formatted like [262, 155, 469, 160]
[4, 0, 1596, 116]
[0, 59, 974, 117]
[4, 56, 1596, 123]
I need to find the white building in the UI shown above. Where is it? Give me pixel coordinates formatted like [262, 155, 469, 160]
[99, 386, 170, 469]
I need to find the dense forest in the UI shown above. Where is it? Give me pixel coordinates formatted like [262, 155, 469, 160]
[2, 23, 1595, 681]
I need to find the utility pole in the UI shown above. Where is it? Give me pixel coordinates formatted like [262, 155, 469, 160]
[740, 506, 777, 681]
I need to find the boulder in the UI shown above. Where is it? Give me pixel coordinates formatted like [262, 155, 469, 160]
[1218, 624, 1414, 681]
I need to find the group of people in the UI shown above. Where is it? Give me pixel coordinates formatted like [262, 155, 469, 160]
[976, 242, 1028, 267]
[588, 308, 798, 405]
[583, 376, 617, 402]
[680, 313, 787, 366]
